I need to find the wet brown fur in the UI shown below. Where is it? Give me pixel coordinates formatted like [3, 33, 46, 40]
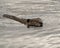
[3, 14, 43, 28]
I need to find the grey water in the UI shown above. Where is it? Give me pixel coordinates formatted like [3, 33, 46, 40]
[0, 0, 60, 48]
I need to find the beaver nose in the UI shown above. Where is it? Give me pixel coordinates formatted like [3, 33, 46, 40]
[40, 22, 43, 27]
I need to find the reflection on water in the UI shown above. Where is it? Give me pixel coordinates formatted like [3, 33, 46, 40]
[0, 0, 60, 48]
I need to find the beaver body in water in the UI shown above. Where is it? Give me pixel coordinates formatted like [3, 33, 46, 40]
[3, 14, 43, 28]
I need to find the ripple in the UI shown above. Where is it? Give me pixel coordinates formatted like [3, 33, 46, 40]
[0, 34, 60, 48]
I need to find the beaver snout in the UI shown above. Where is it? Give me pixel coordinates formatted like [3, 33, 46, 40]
[40, 22, 43, 27]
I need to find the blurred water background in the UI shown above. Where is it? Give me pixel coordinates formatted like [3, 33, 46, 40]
[0, 0, 60, 48]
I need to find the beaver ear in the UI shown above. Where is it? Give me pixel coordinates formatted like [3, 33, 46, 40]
[27, 19, 30, 22]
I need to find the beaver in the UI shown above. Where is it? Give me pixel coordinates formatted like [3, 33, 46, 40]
[3, 14, 43, 28]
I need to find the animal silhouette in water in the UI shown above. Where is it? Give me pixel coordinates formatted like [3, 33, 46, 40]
[3, 14, 43, 28]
